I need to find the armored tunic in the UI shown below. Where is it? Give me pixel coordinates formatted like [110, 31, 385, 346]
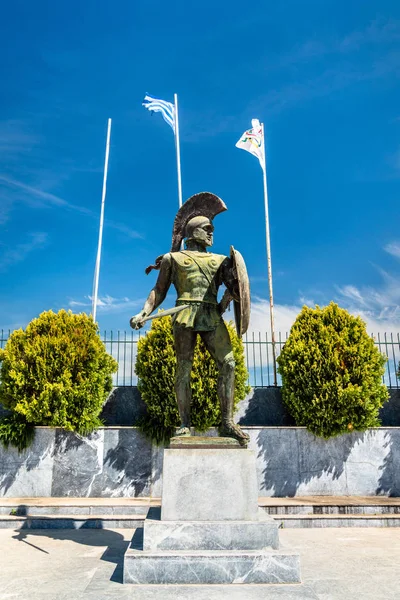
[170, 250, 227, 331]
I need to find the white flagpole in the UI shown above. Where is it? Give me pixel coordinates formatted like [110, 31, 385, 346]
[174, 93, 183, 209]
[261, 123, 277, 386]
[92, 118, 112, 322]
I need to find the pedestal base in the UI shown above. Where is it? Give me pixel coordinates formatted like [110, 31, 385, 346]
[123, 547, 301, 584]
[123, 444, 301, 585]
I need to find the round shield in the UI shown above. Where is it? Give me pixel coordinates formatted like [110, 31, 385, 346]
[230, 246, 251, 336]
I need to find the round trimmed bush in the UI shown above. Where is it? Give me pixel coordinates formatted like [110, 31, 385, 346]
[277, 302, 389, 438]
[135, 316, 250, 443]
[0, 310, 118, 442]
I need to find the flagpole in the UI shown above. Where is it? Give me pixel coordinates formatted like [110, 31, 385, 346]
[92, 118, 112, 322]
[261, 123, 277, 386]
[174, 93, 183, 209]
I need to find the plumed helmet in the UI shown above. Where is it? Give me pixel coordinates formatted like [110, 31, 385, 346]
[145, 192, 227, 274]
[170, 192, 227, 251]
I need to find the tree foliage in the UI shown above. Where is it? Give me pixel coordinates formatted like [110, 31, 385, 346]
[277, 302, 389, 438]
[0, 413, 35, 453]
[135, 316, 250, 443]
[0, 310, 118, 449]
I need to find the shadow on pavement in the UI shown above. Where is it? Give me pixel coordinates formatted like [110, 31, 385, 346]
[11, 524, 136, 584]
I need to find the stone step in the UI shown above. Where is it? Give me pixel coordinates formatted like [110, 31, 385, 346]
[2, 495, 400, 513]
[2, 512, 400, 529]
[124, 546, 301, 585]
[0, 497, 158, 516]
[259, 495, 400, 515]
[0, 513, 145, 529]
[143, 507, 279, 551]
[275, 514, 400, 528]
[2, 497, 400, 529]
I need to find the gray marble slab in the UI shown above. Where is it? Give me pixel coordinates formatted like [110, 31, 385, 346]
[0, 428, 55, 497]
[51, 429, 104, 497]
[249, 427, 400, 497]
[93, 428, 153, 497]
[161, 448, 259, 521]
[143, 507, 279, 550]
[2, 426, 400, 498]
[123, 547, 301, 584]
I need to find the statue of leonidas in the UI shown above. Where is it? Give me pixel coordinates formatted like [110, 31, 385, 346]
[130, 192, 251, 446]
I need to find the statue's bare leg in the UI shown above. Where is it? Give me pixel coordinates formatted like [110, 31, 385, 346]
[173, 324, 197, 436]
[201, 322, 250, 446]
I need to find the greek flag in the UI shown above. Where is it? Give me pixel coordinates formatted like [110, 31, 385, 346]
[143, 94, 175, 133]
[236, 119, 265, 170]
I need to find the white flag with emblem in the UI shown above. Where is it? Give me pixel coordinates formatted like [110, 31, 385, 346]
[235, 119, 264, 170]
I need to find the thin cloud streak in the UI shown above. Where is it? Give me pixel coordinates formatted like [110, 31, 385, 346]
[69, 295, 145, 314]
[0, 175, 92, 214]
[0, 119, 41, 160]
[184, 19, 400, 141]
[0, 175, 143, 239]
[0, 232, 48, 272]
[385, 242, 400, 259]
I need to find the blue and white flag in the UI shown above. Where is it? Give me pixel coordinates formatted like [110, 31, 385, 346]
[143, 94, 175, 133]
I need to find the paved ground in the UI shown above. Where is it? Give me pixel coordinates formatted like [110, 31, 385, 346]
[0, 527, 399, 599]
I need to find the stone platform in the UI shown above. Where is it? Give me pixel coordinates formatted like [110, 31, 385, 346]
[143, 507, 279, 550]
[124, 548, 301, 584]
[123, 438, 301, 585]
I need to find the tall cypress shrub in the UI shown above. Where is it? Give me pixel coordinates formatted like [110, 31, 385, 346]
[277, 302, 389, 438]
[0, 310, 118, 449]
[135, 316, 250, 443]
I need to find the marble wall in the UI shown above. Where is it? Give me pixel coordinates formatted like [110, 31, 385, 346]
[1, 426, 399, 498]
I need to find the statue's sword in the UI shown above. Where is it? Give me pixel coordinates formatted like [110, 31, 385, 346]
[140, 304, 189, 324]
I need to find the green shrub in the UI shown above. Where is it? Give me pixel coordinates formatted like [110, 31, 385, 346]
[0, 310, 118, 449]
[135, 316, 250, 443]
[277, 302, 389, 438]
[0, 413, 35, 453]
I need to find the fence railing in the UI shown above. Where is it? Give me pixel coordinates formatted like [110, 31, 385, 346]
[1, 329, 399, 388]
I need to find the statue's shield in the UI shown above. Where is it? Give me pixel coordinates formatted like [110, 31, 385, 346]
[230, 246, 251, 336]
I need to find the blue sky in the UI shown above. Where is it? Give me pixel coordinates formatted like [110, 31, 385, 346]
[1, 0, 400, 335]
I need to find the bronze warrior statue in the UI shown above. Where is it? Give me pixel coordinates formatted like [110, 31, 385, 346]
[130, 192, 250, 446]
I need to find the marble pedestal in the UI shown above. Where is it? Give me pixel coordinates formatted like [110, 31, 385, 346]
[123, 437, 301, 585]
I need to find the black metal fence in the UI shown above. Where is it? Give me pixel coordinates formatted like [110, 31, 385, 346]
[1, 328, 399, 388]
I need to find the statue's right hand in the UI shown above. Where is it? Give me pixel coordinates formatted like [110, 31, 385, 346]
[129, 312, 146, 330]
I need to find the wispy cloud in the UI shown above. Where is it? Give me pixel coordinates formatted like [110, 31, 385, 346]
[106, 220, 144, 240]
[338, 18, 400, 51]
[249, 239, 400, 336]
[0, 119, 142, 239]
[185, 19, 400, 141]
[0, 175, 91, 214]
[248, 50, 400, 117]
[385, 242, 400, 258]
[0, 120, 41, 161]
[69, 295, 145, 314]
[249, 298, 302, 335]
[0, 232, 48, 272]
[0, 175, 143, 239]
[252, 18, 400, 76]
[334, 252, 400, 332]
